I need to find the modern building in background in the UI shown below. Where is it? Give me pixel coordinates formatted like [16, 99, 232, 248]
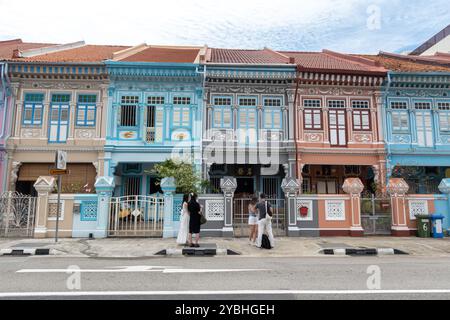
[410, 24, 450, 56]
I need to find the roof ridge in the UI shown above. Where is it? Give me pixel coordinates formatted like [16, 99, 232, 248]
[0, 39, 23, 45]
[16, 41, 86, 58]
[112, 43, 148, 61]
[322, 49, 380, 67]
[263, 47, 293, 63]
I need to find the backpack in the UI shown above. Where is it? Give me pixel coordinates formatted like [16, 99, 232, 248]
[261, 234, 272, 250]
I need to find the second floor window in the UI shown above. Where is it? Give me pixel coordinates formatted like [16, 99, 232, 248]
[49, 94, 71, 143]
[304, 99, 322, 130]
[213, 97, 232, 128]
[76, 95, 97, 127]
[120, 96, 139, 127]
[438, 103, 450, 132]
[263, 98, 282, 130]
[352, 100, 371, 131]
[392, 111, 409, 132]
[23, 93, 44, 126]
[264, 108, 282, 129]
[173, 106, 190, 128]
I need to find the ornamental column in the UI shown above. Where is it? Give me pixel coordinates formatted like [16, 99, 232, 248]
[387, 178, 410, 236]
[94, 176, 115, 238]
[343, 178, 365, 237]
[161, 177, 176, 239]
[281, 177, 301, 236]
[33, 176, 56, 238]
[220, 177, 237, 237]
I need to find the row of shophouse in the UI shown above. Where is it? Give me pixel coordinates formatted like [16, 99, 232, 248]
[0, 38, 450, 239]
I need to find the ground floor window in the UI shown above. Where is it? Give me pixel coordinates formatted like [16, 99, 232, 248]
[391, 166, 449, 194]
[16, 163, 96, 194]
[208, 164, 285, 198]
[301, 165, 375, 195]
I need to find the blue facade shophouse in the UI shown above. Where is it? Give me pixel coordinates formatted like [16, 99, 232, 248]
[104, 45, 206, 197]
[383, 71, 450, 194]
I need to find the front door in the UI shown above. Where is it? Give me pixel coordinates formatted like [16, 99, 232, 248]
[329, 109, 347, 146]
[236, 178, 255, 196]
[416, 111, 434, 147]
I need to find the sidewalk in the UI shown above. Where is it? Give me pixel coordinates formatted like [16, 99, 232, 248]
[1, 236, 450, 258]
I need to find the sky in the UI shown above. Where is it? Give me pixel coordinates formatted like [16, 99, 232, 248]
[0, 0, 448, 54]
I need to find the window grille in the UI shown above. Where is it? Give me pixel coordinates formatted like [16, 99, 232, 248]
[328, 100, 346, 108]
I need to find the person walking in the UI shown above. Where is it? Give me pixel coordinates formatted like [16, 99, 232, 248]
[188, 193, 202, 248]
[248, 196, 259, 245]
[176, 194, 190, 246]
[256, 193, 275, 249]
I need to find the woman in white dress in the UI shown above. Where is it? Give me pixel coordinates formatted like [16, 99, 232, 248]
[176, 194, 190, 245]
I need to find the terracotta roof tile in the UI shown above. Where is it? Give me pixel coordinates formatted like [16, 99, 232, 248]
[121, 47, 200, 63]
[281, 50, 387, 74]
[379, 51, 450, 68]
[0, 39, 56, 60]
[361, 54, 450, 72]
[208, 48, 290, 64]
[13, 45, 129, 63]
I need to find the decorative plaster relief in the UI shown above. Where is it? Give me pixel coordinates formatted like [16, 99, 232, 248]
[75, 129, 95, 139]
[353, 134, 372, 143]
[21, 129, 41, 138]
[304, 133, 323, 142]
[392, 135, 411, 144]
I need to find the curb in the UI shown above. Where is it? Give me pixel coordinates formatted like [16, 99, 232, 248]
[320, 248, 408, 256]
[156, 248, 240, 257]
[0, 248, 52, 256]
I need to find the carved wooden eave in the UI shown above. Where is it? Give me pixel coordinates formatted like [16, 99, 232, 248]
[7, 62, 108, 81]
[298, 71, 386, 87]
[387, 73, 450, 91]
[107, 64, 202, 83]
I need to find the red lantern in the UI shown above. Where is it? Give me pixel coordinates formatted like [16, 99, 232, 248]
[299, 206, 309, 217]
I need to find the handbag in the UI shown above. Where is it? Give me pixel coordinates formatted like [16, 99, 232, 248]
[265, 201, 273, 221]
[200, 213, 207, 225]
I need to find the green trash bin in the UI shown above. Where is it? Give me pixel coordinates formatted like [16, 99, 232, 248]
[416, 215, 431, 238]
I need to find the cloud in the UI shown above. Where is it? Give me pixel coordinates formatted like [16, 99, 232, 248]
[0, 0, 448, 53]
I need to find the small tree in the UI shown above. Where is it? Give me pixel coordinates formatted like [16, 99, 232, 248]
[150, 159, 210, 194]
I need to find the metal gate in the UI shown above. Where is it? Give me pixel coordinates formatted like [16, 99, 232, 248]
[233, 198, 286, 237]
[108, 195, 164, 237]
[0, 192, 37, 238]
[361, 195, 392, 235]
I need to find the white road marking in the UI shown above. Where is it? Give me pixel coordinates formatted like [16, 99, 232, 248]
[1, 289, 450, 298]
[16, 266, 268, 274]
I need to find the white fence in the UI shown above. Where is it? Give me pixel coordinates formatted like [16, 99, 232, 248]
[0, 192, 37, 238]
[108, 195, 165, 237]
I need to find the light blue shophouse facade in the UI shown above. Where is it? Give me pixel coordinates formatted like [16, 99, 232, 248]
[383, 71, 450, 230]
[104, 55, 204, 198]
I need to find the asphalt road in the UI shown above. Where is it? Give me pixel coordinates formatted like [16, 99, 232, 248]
[1, 255, 450, 300]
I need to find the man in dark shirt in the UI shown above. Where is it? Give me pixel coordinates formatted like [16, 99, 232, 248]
[255, 193, 275, 248]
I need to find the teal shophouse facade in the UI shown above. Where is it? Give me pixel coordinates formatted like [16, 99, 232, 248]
[104, 45, 206, 198]
[381, 66, 450, 231]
